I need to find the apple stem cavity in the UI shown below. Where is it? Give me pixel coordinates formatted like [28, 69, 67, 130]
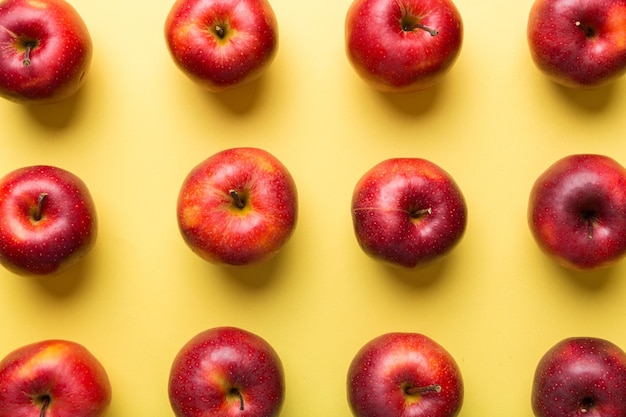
[39, 395, 51, 417]
[405, 22, 439, 36]
[575, 21, 596, 38]
[405, 384, 442, 395]
[34, 193, 48, 221]
[23, 42, 36, 67]
[213, 25, 226, 39]
[229, 388, 245, 411]
[580, 397, 594, 413]
[229, 190, 246, 209]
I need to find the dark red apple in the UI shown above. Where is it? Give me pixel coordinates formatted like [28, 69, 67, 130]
[528, 154, 626, 270]
[351, 158, 467, 268]
[532, 337, 626, 417]
[168, 326, 285, 417]
[347, 332, 464, 417]
[527, 0, 626, 88]
[0, 0, 92, 104]
[0, 165, 97, 276]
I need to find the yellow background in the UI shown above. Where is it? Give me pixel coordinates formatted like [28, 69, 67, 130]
[2, 0, 626, 415]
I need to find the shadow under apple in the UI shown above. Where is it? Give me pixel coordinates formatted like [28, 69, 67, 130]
[28, 255, 94, 298]
[23, 82, 89, 130]
[376, 82, 441, 116]
[551, 81, 614, 113]
[217, 247, 288, 289]
[383, 255, 451, 289]
[204, 76, 267, 115]
[558, 262, 616, 291]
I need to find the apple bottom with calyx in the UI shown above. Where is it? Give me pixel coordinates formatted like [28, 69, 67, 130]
[177, 147, 298, 267]
[168, 326, 285, 417]
[528, 154, 626, 271]
[351, 158, 467, 269]
[347, 332, 464, 417]
[0, 165, 97, 276]
[0, 339, 112, 417]
[527, 0, 626, 89]
[532, 337, 626, 417]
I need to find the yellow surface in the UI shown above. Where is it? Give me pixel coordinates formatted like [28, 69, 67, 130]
[2, 0, 626, 416]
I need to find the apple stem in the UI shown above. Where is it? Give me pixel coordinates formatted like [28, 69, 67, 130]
[39, 396, 50, 417]
[23, 42, 36, 67]
[405, 384, 442, 395]
[410, 207, 432, 219]
[34, 193, 48, 221]
[229, 190, 246, 209]
[214, 25, 226, 39]
[404, 22, 439, 36]
[230, 388, 244, 411]
[575, 21, 596, 38]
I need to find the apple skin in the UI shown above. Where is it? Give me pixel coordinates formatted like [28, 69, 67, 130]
[0, 339, 112, 417]
[532, 337, 626, 417]
[347, 332, 464, 417]
[0, 165, 97, 276]
[528, 154, 626, 271]
[351, 158, 467, 269]
[177, 147, 297, 267]
[345, 0, 463, 93]
[168, 326, 285, 417]
[527, 0, 626, 89]
[0, 0, 92, 104]
[164, 0, 278, 92]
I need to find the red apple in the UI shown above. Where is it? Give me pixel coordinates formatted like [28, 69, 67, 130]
[177, 147, 297, 266]
[168, 326, 285, 417]
[351, 158, 466, 269]
[528, 154, 626, 271]
[347, 332, 464, 417]
[532, 337, 626, 417]
[345, 0, 463, 93]
[0, 339, 112, 417]
[0, 165, 97, 276]
[0, 0, 92, 104]
[164, 0, 278, 92]
[527, 0, 626, 89]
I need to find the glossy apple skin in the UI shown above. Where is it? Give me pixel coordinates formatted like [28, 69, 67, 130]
[528, 154, 626, 271]
[0, 0, 92, 104]
[348, 332, 463, 417]
[169, 326, 285, 417]
[0, 339, 112, 417]
[527, 0, 626, 88]
[351, 158, 466, 269]
[177, 147, 297, 266]
[164, 0, 278, 92]
[0, 165, 97, 276]
[532, 337, 626, 417]
[345, 0, 463, 93]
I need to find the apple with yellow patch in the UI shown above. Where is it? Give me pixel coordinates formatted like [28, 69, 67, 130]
[0, 339, 112, 417]
[347, 332, 464, 417]
[177, 147, 298, 266]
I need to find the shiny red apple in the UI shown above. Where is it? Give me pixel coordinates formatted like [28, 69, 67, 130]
[0, 165, 97, 276]
[0, 0, 92, 104]
[347, 332, 464, 417]
[532, 337, 626, 417]
[527, 0, 626, 88]
[168, 326, 285, 417]
[177, 147, 298, 266]
[528, 154, 626, 270]
[351, 158, 467, 268]
[0, 339, 112, 417]
[345, 0, 463, 92]
[164, 0, 278, 92]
